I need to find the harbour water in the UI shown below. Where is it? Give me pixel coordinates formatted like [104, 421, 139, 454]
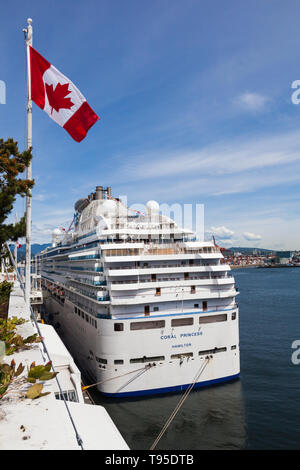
[89, 267, 300, 450]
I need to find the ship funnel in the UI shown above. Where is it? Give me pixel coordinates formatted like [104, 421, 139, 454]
[95, 186, 103, 200]
[95, 186, 112, 199]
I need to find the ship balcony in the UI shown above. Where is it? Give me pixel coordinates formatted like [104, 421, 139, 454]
[70, 278, 107, 288]
[109, 277, 234, 291]
[67, 285, 110, 302]
[111, 302, 238, 318]
[64, 266, 104, 273]
[107, 264, 231, 277]
[103, 252, 222, 263]
[110, 288, 237, 305]
[68, 255, 101, 261]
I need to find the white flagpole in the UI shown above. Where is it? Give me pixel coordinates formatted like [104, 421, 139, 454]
[24, 18, 33, 307]
[14, 213, 18, 265]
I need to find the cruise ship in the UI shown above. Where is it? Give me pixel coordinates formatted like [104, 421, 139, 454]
[40, 186, 240, 397]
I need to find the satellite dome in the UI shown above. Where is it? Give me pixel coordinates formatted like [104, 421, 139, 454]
[146, 200, 159, 214]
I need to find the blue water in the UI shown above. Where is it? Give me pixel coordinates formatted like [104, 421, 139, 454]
[236, 267, 300, 450]
[90, 267, 300, 450]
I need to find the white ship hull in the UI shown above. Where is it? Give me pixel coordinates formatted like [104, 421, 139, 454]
[43, 294, 240, 397]
[41, 186, 240, 398]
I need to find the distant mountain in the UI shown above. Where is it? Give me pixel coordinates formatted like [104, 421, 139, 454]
[228, 247, 275, 254]
[9, 243, 51, 260]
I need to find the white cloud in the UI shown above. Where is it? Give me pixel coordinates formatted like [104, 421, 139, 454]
[114, 128, 300, 192]
[33, 193, 46, 202]
[235, 92, 270, 112]
[243, 231, 262, 241]
[208, 225, 235, 240]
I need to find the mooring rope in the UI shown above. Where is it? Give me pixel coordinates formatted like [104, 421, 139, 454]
[150, 356, 211, 450]
[82, 363, 153, 391]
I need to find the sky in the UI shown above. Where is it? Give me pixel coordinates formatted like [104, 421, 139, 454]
[1, 0, 300, 249]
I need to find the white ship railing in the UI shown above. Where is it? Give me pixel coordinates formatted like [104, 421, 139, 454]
[107, 262, 223, 270]
[110, 274, 233, 284]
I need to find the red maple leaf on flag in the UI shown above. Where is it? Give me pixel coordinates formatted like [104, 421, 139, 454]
[45, 82, 74, 114]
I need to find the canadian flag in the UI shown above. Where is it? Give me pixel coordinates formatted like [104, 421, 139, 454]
[28, 46, 99, 142]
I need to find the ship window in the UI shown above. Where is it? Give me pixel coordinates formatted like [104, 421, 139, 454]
[171, 352, 193, 359]
[199, 314, 227, 324]
[130, 355, 165, 363]
[130, 320, 165, 330]
[202, 301, 208, 311]
[153, 307, 159, 312]
[194, 304, 199, 308]
[156, 288, 161, 296]
[114, 359, 124, 365]
[232, 312, 236, 320]
[199, 347, 227, 356]
[114, 323, 124, 331]
[171, 317, 193, 327]
[96, 357, 107, 364]
[231, 345, 237, 350]
[191, 286, 196, 294]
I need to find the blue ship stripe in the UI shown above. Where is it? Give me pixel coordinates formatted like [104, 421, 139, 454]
[101, 373, 240, 398]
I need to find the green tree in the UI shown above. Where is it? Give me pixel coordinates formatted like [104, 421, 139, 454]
[0, 138, 34, 254]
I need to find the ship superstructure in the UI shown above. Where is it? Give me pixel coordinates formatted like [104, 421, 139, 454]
[41, 186, 240, 397]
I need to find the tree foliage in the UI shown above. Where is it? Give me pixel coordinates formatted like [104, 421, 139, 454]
[0, 138, 34, 251]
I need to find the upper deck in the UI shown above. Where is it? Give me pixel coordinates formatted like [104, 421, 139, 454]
[40, 187, 237, 320]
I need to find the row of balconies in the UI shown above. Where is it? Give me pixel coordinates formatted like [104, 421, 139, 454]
[111, 302, 238, 319]
[62, 265, 104, 272]
[102, 247, 219, 257]
[69, 254, 101, 261]
[109, 277, 234, 291]
[110, 288, 237, 305]
[103, 252, 222, 263]
[67, 284, 110, 302]
[107, 264, 230, 277]
[70, 278, 107, 288]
